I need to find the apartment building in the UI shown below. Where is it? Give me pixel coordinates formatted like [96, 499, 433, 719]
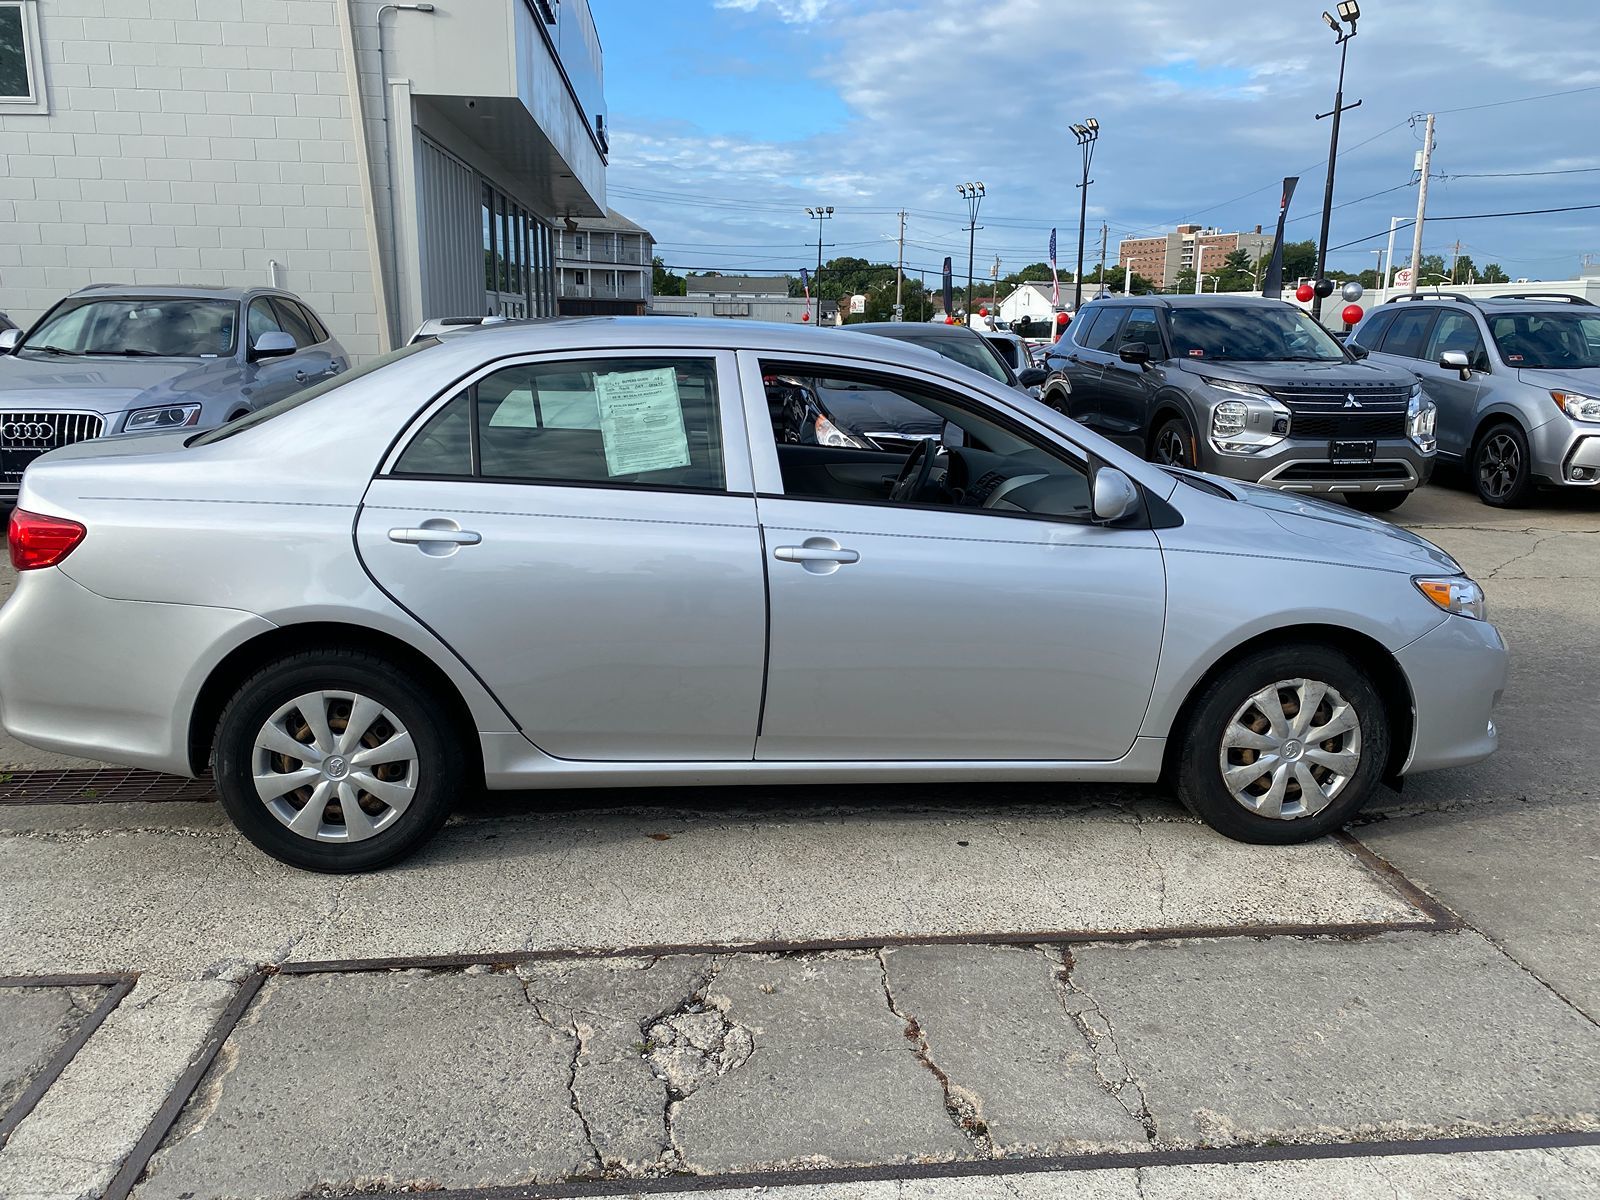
[1119, 224, 1274, 289]
[554, 207, 653, 315]
[0, 0, 609, 359]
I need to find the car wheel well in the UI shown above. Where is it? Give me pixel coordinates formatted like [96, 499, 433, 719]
[1469, 414, 1525, 456]
[1147, 404, 1192, 454]
[1162, 624, 1413, 785]
[1041, 383, 1071, 411]
[187, 623, 484, 784]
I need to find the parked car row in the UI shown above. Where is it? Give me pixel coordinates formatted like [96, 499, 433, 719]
[0, 285, 348, 506]
[1, 316, 1505, 871]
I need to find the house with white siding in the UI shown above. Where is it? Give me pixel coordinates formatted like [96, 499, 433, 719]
[0, 0, 608, 360]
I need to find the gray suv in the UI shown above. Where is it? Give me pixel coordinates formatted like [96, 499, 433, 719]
[1350, 293, 1600, 506]
[1040, 295, 1436, 512]
[0, 284, 348, 505]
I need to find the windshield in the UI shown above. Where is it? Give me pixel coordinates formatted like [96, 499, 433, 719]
[190, 340, 437, 446]
[1168, 305, 1346, 363]
[23, 297, 239, 358]
[1487, 311, 1600, 370]
[897, 334, 1012, 382]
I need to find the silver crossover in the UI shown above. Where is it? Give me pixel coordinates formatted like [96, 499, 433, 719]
[0, 284, 348, 504]
[0, 319, 1506, 871]
[1349, 293, 1600, 506]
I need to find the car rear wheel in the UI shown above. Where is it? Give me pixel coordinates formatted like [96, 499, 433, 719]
[1344, 491, 1409, 513]
[1175, 644, 1389, 844]
[213, 649, 462, 872]
[1151, 415, 1196, 468]
[1473, 422, 1533, 507]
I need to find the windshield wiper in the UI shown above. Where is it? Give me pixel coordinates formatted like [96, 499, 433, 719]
[26, 344, 77, 355]
[81, 348, 166, 357]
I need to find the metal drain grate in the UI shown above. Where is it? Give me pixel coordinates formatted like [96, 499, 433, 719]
[0, 768, 215, 806]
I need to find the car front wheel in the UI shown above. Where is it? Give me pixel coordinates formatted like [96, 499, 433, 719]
[213, 649, 463, 872]
[1174, 644, 1389, 844]
[1473, 422, 1533, 507]
[1151, 415, 1196, 468]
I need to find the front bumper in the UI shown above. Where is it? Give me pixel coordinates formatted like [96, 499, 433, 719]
[1527, 417, 1600, 487]
[1198, 437, 1435, 494]
[0, 565, 273, 775]
[1395, 614, 1508, 775]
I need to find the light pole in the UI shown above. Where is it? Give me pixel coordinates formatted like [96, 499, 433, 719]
[804, 205, 833, 323]
[956, 182, 985, 320]
[1312, 2, 1363, 321]
[1070, 119, 1099, 311]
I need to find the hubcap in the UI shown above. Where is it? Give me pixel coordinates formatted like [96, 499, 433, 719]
[1479, 433, 1521, 500]
[251, 691, 418, 842]
[1218, 678, 1362, 820]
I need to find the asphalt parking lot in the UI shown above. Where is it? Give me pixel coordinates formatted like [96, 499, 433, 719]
[0, 477, 1597, 1199]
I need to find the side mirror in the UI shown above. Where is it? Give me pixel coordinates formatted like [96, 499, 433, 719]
[1116, 342, 1151, 368]
[1017, 366, 1047, 387]
[1091, 465, 1140, 524]
[1439, 350, 1471, 380]
[940, 419, 967, 449]
[0, 329, 21, 353]
[251, 331, 297, 359]
[1347, 342, 1370, 360]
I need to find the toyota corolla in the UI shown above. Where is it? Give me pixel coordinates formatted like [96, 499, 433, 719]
[0, 319, 1506, 872]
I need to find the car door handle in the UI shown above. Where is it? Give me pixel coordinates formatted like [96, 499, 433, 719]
[388, 527, 482, 546]
[775, 546, 859, 563]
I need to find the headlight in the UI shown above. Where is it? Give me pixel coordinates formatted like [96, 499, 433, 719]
[124, 403, 202, 432]
[1201, 376, 1272, 401]
[813, 413, 866, 449]
[1407, 387, 1438, 453]
[1552, 390, 1600, 423]
[1208, 392, 1292, 455]
[1415, 575, 1486, 621]
[1212, 400, 1247, 437]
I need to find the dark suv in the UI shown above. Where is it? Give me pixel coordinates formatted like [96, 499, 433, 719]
[1038, 295, 1437, 511]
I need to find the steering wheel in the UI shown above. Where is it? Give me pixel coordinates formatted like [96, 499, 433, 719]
[889, 439, 938, 503]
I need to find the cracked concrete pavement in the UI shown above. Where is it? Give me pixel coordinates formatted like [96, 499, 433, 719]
[0, 985, 105, 1118]
[1, 484, 1598, 1198]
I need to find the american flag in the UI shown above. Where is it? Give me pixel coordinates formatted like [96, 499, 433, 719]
[1049, 228, 1059, 304]
[800, 268, 811, 320]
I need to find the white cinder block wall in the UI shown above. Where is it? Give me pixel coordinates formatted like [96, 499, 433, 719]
[0, 0, 386, 360]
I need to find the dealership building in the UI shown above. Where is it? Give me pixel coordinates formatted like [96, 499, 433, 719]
[0, 0, 608, 360]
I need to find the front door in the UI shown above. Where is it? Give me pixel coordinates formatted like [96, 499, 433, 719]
[739, 351, 1167, 763]
[242, 298, 306, 409]
[1096, 305, 1165, 450]
[356, 351, 767, 761]
[1419, 309, 1488, 459]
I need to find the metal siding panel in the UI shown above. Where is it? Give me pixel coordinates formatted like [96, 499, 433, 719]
[417, 136, 484, 321]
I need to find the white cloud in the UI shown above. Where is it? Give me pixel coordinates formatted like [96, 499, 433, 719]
[714, 0, 834, 24]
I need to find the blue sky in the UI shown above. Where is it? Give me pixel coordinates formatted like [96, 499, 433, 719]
[597, 0, 1600, 284]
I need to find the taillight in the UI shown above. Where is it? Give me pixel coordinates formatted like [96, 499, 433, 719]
[8, 509, 87, 570]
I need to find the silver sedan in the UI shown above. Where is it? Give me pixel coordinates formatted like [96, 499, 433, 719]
[0, 319, 1507, 871]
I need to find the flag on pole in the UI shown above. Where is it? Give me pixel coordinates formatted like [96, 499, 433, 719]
[1049, 228, 1059, 304]
[800, 268, 811, 322]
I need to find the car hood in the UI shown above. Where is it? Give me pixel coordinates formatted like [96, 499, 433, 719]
[1174, 357, 1418, 390]
[0, 354, 243, 413]
[1517, 366, 1600, 396]
[816, 383, 946, 436]
[1218, 475, 1462, 574]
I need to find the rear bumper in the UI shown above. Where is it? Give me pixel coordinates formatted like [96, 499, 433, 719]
[0, 566, 272, 775]
[1395, 614, 1508, 775]
[1200, 437, 1434, 494]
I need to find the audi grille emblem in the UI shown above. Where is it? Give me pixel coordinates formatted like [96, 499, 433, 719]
[1342, 393, 1363, 409]
[2, 421, 55, 442]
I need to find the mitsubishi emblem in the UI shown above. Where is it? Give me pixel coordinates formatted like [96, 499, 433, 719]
[1343, 393, 1362, 409]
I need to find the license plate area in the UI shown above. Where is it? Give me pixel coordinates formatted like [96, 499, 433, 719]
[1330, 439, 1376, 464]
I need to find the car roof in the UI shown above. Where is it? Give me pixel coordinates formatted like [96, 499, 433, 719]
[68, 283, 304, 303]
[1091, 294, 1296, 309]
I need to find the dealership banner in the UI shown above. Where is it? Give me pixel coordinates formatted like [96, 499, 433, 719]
[942, 256, 953, 318]
[1260, 177, 1299, 299]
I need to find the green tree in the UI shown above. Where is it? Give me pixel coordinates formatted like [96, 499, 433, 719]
[1480, 262, 1511, 284]
[1217, 248, 1256, 292]
[651, 256, 685, 297]
[1280, 239, 1319, 285]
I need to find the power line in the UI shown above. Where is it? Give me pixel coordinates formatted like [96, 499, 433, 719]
[1435, 84, 1600, 115]
[1442, 167, 1600, 180]
[1325, 203, 1600, 254]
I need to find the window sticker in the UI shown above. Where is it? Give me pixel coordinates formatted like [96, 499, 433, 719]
[594, 367, 691, 476]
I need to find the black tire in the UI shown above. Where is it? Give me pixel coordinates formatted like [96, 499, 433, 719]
[1472, 421, 1534, 508]
[1174, 643, 1390, 844]
[1343, 491, 1409, 513]
[213, 649, 464, 872]
[1041, 386, 1071, 415]
[1150, 414, 1196, 468]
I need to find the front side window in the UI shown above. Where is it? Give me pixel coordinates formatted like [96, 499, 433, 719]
[1487, 311, 1600, 370]
[22, 296, 238, 358]
[760, 360, 1095, 522]
[1424, 309, 1489, 370]
[268, 298, 317, 348]
[1120, 306, 1164, 354]
[246, 298, 284, 346]
[394, 357, 725, 491]
[1167, 305, 1346, 362]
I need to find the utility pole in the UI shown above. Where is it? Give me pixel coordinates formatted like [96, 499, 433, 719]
[893, 209, 906, 321]
[957, 182, 986, 321]
[1097, 222, 1108, 294]
[1312, 4, 1363, 321]
[1407, 112, 1435, 295]
[1195, 242, 1207, 295]
[1450, 238, 1461, 283]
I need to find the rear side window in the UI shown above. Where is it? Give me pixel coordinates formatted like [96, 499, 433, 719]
[393, 357, 726, 491]
[1350, 308, 1396, 350]
[1380, 307, 1437, 359]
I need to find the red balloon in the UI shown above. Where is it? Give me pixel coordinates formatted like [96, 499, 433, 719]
[1341, 303, 1364, 326]
[801, 311, 810, 322]
[979, 306, 989, 316]
[1056, 312, 1070, 325]
[946, 316, 957, 324]
[1295, 283, 1315, 303]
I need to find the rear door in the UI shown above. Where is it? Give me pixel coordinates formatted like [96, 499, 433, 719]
[357, 350, 767, 761]
[1066, 306, 1128, 433]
